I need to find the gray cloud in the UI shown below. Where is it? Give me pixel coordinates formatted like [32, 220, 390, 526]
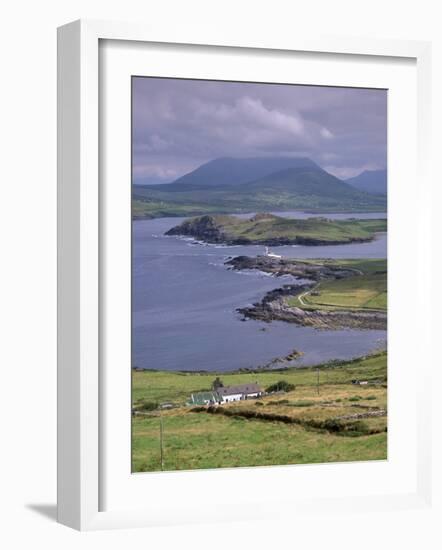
[132, 77, 387, 184]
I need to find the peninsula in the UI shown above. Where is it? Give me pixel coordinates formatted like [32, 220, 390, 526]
[228, 257, 387, 330]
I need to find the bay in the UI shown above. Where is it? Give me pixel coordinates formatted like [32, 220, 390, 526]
[132, 212, 387, 372]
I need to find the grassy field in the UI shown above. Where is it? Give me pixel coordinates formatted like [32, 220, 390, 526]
[132, 352, 387, 472]
[132, 199, 220, 219]
[166, 213, 387, 245]
[288, 259, 387, 312]
[221, 215, 386, 243]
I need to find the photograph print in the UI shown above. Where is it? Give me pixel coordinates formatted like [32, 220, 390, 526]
[131, 77, 387, 472]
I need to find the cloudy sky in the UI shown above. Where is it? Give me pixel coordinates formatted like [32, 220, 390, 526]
[132, 77, 387, 185]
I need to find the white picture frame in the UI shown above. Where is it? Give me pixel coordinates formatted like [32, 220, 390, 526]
[57, 19, 433, 531]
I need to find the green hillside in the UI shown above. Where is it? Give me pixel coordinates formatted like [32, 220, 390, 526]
[166, 213, 387, 246]
[133, 166, 387, 219]
[132, 352, 387, 472]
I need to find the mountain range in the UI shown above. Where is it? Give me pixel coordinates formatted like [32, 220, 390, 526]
[133, 157, 387, 219]
[346, 169, 387, 195]
[171, 156, 319, 187]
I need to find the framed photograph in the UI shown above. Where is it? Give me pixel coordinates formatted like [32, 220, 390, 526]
[130, 77, 390, 474]
[57, 20, 433, 530]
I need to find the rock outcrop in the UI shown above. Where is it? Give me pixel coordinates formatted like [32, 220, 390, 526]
[238, 291, 387, 330]
[226, 255, 358, 280]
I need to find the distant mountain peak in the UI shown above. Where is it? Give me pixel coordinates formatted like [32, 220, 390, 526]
[133, 157, 387, 216]
[171, 156, 320, 187]
[346, 169, 387, 196]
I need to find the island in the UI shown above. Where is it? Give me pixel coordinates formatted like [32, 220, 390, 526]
[165, 213, 387, 246]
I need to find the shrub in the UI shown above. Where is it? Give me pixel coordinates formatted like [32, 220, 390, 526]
[135, 400, 159, 412]
[266, 380, 296, 393]
[212, 377, 224, 390]
[190, 406, 382, 436]
[289, 400, 315, 407]
[255, 401, 264, 406]
[304, 418, 371, 436]
[365, 395, 377, 400]
[268, 399, 289, 405]
[348, 396, 362, 402]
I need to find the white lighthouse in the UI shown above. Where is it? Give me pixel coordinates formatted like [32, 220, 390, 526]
[265, 246, 282, 259]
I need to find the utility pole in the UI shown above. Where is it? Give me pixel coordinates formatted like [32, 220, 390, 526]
[159, 408, 164, 471]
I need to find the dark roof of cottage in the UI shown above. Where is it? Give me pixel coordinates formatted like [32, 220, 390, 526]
[216, 383, 262, 396]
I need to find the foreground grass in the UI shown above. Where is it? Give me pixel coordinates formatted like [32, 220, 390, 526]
[132, 352, 387, 472]
[133, 413, 387, 472]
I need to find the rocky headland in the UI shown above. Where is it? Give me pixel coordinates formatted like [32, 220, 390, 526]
[238, 293, 387, 330]
[228, 256, 387, 331]
[225, 255, 359, 280]
[165, 213, 386, 246]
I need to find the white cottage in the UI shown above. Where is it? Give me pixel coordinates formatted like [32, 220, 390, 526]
[216, 383, 263, 403]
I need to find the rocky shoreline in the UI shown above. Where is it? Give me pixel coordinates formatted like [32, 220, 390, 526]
[238, 293, 387, 330]
[254, 347, 305, 370]
[228, 256, 387, 331]
[225, 255, 359, 280]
